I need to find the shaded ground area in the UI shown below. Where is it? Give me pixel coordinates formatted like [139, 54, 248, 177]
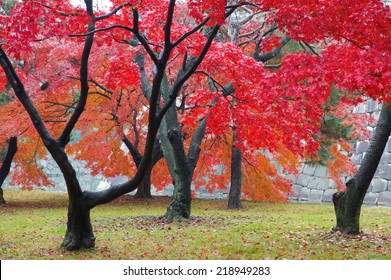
[0, 190, 390, 260]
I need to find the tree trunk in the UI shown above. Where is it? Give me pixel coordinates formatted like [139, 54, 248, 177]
[134, 142, 163, 199]
[48, 146, 96, 251]
[161, 117, 206, 221]
[134, 165, 153, 199]
[61, 196, 95, 251]
[0, 136, 17, 204]
[333, 102, 391, 234]
[0, 188, 5, 204]
[164, 168, 192, 220]
[228, 143, 242, 209]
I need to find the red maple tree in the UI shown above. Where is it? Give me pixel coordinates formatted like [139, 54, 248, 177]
[0, 0, 390, 248]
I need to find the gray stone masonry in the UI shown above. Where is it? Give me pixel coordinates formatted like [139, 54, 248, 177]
[289, 100, 391, 206]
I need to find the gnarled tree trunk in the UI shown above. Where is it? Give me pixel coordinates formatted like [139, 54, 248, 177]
[61, 196, 95, 250]
[164, 167, 192, 220]
[333, 102, 391, 234]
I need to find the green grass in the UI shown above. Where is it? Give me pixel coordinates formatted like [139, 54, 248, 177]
[0, 189, 390, 260]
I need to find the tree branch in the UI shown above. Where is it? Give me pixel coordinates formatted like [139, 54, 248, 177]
[253, 36, 291, 62]
[95, 3, 132, 21]
[58, 4, 96, 147]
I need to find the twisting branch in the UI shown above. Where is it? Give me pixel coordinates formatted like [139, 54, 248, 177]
[95, 3, 133, 21]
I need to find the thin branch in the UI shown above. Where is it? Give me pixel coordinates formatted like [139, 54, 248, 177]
[238, 10, 263, 26]
[195, 70, 232, 96]
[43, 101, 77, 110]
[43, 120, 67, 123]
[70, 24, 132, 37]
[95, 3, 132, 21]
[238, 24, 264, 39]
[172, 17, 210, 49]
[133, 8, 160, 66]
[90, 79, 114, 95]
[33, 1, 84, 17]
[88, 91, 111, 100]
[302, 41, 321, 57]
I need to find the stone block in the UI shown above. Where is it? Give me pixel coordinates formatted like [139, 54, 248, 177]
[387, 138, 391, 153]
[309, 189, 323, 203]
[307, 178, 320, 189]
[326, 179, 338, 190]
[363, 193, 378, 205]
[284, 174, 297, 183]
[288, 184, 302, 200]
[371, 111, 380, 121]
[379, 153, 391, 164]
[303, 165, 316, 176]
[317, 178, 335, 190]
[322, 189, 337, 202]
[355, 141, 369, 154]
[367, 99, 379, 113]
[371, 179, 388, 193]
[351, 154, 363, 165]
[355, 103, 366, 114]
[296, 174, 311, 187]
[38, 159, 48, 168]
[382, 164, 391, 180]
[298, 187, 310, 201]
[377, 191, 391, 206]
[161, 188, 174, 196]
[107, 175, 128, 185]
[166, 184, 175, 190]
[314, 166, 328, 177]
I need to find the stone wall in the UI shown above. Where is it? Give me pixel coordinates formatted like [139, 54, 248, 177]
[3, 156, 107, 192]
[288, 100, 391, 206]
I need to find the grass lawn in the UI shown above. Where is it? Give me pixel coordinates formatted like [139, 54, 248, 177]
[0, 189, 390, 260]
